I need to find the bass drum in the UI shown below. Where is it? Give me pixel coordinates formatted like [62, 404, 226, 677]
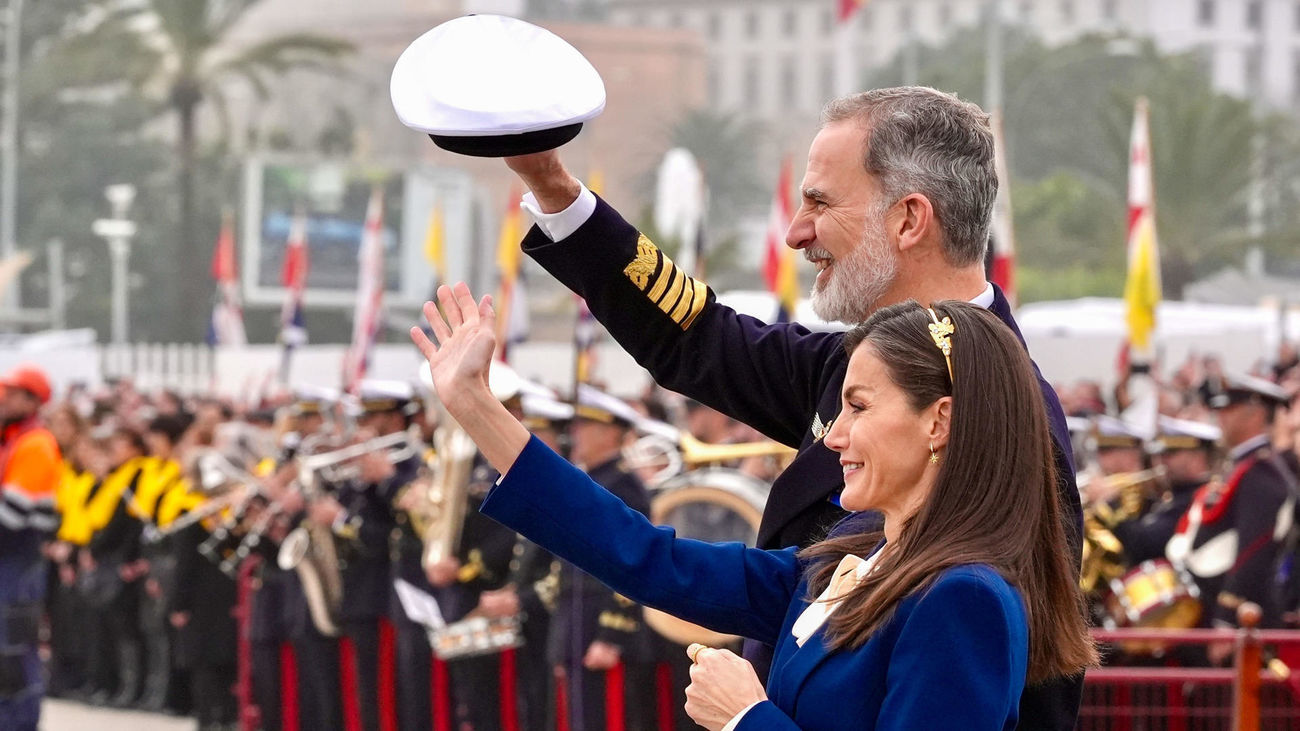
[644, 468, 769, 646]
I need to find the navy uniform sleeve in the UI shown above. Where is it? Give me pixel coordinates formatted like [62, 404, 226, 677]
[523, 197, 843, 446]
[481, 436, 801, 645]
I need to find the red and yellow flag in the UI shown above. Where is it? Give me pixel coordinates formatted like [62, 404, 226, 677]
[763, 156, 799, 320]
[1123, 97, 1161, 356]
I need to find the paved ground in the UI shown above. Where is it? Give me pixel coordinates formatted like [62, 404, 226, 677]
[41, 699, 196, 730]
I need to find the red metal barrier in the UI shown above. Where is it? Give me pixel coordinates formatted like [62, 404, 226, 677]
[1080, 605, 1300, 731]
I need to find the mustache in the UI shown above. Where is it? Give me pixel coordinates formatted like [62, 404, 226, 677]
[803, 247, 832, 262]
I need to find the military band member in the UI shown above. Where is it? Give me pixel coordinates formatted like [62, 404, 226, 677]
[550, 386, 657, 731]
[476, 392, 573, 731]
[250, 387, 343, 731]
[1169, 373, 1296, 660]
[312, 380, 417, 731]
[1112, 417, 1220, 565]
[1081, 416, 1148, 506]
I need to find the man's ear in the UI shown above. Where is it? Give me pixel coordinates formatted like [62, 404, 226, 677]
[928, 396, 952, 449]
[891, 193, 935, 253]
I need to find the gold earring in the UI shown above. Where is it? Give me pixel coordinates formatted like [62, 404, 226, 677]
[929, 442, 938, 464]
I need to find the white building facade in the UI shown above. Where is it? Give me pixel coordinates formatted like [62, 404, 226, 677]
[603, 0, 1300, 121]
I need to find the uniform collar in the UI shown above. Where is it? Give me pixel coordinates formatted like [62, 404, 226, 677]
[1228, 433, 1271, 463]
[970, 282, 995, 309]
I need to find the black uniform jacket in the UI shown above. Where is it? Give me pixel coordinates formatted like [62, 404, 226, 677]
[336, 452, 420, 623]
[1113, 479, 1202, 566]
[521, 195, 1083, 729]
[547, 456, 656, 666]
[1190, 441, 1296, 627]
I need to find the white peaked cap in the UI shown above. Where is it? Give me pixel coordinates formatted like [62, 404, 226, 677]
[391, 14, 605, 156]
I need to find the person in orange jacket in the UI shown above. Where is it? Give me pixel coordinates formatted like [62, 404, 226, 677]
[0, 365, 62, 730]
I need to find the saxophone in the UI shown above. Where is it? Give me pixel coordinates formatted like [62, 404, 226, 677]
[418, 422, 478, 572]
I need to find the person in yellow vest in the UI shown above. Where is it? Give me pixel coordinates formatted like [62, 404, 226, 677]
[81, 427, 149, 707]
[44, 403, 95, 698]
[0, 365, 62, 730]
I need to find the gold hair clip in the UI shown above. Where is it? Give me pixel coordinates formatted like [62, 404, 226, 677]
[926, 308, 955, 383]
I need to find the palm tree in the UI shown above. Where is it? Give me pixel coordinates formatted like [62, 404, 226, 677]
[55, 0, 351, 334]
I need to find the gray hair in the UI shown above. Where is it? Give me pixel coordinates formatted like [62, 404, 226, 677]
[821, 87, 996, 267]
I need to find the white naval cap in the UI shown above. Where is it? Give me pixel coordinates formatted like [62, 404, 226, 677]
[575, 383, 640, 428]
[1207, 372, 1290, 409]
[1149, 416, 1221, 454]
[390, 14, 605, 157]
[352, 379, 419, 416]
[520, 392, 575, 430]
[1091, 414, 1145, 450]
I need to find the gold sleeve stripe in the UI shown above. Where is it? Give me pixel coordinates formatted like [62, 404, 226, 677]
[668, 275, 697, 322]
[657, 266, 687, 310]
[646, 253, 674, 302]
[622, 233, 709, 330]
[680, 278, 709, 329]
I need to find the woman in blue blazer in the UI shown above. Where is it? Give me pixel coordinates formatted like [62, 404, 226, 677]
[411, 283, 1096, 730]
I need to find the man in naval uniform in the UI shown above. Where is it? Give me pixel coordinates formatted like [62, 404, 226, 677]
[390, 23, 1081, 728]
[1112, 416, 1221, 566]
[1169, 373, 1296, 661]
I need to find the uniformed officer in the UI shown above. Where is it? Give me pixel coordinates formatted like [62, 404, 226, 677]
[1112, 417, 1220, 565]
[547, 385, 657, 731]
[0, 366, 62, 730]
[249, 385, 344, 731]
[311, 380, 417, 731]
[1168, 373, 1296, 659]
[474, 391, 573, 731]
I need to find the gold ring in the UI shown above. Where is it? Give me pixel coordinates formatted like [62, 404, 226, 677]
[687, 642, 708, 664]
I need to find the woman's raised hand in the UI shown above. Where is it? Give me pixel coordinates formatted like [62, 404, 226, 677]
[409, 282, 497, 416]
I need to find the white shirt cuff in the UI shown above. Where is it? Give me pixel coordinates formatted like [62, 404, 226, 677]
[721, 700, 764, 731]
[520, 184, 597, 242]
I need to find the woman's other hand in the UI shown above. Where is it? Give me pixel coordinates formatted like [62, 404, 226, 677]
[410, 283, 497, 418]
[684, 647, 768, 731]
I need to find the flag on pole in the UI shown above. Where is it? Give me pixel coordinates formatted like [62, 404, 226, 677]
[343, 187, 386, 394]
[837, 0, 868, 23]
[762, 156, 799, 321]
[988, 112, 1017, 306]
[1123, 97, 1161, 357]
[277, 207, 309, 383]
[1120, 97, 1161, 439]
[494, 188, 527, 361]
[207, 209, 247, 346]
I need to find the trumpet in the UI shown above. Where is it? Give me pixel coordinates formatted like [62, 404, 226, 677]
[144, 488, 244, 543]
[296, 430, 420, 489]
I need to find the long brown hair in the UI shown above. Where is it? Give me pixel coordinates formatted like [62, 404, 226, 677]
[800, 300, 1097, 683]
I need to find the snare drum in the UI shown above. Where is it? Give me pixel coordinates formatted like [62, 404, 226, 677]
[1105, 559, 1202, 629]
[429, 615, 524, 661]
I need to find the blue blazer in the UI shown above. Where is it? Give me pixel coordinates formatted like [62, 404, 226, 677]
[482, 436, 1029, 730]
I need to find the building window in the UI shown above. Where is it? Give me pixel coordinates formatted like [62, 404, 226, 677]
[1198, 0, 1215, 27]
[1060, 0, 1074, 24]
[1247, 1, 1262, 29]
[707, 12, 721, 39]
[1102, 0, 1118, 21]
[783, 9, 798, 35]
[781, 56, 798, 108]
[745, 10, 759, 38]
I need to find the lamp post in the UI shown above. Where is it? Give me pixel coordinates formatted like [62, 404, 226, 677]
[92, 184, 137, 344]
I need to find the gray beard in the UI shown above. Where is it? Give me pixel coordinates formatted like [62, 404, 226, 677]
[810, 230, 899, 324]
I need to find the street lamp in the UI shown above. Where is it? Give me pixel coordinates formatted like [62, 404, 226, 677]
[92, 184, 137, 344]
